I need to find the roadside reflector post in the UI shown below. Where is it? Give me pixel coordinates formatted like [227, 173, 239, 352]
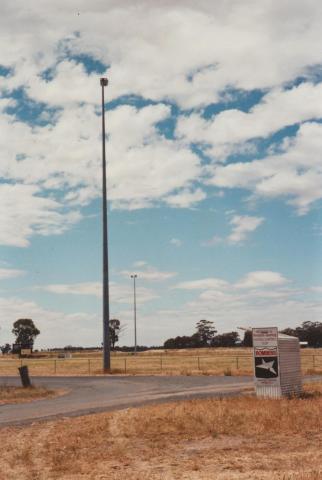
[253, 327, 302, 398]
[18, 365, 31, 388]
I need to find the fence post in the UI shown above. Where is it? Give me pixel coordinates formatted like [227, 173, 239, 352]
[236, 356, 239, 370]
[313, 355, 316, 369]
[20, 359, 23, 368]
[54, 360, 57, 374]
[197, 356, 200, 370]
[160, 356, 162, 373]
[124, 358, 127, 374]
[88, 359, 91, 374]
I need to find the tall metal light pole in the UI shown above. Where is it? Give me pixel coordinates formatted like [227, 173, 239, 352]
[100, 77, 110, 371]
[131, 274, 138, 353]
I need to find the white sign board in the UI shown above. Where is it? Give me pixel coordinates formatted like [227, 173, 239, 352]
[21, 349, 32, 356]
[253, 327, 280, 387]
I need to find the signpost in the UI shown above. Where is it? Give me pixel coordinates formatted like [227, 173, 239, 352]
[253, 327, 280, 397]
[252, 327, 302, 398]
[20, 349, 32, 356]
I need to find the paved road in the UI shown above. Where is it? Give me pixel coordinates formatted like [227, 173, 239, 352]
[1, 375, 320, 428]
[0, 375, 253, 427]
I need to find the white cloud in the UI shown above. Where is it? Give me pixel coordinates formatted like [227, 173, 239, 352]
[165, 188, 206, 208]
[2, 1, 322, 109]
[0, 295, 101, 348]
[120, 263, 177, 281]
[38, 282, 101, 297]
[228, 215, 264, 243]
[201, 214, 264, 246]
[207, 122, 322, 214]
[35, 281, 158, 304]
[0, 101, 203, 245]
[235, 271, 289, 289]
[0, 183, 82, 247]
[200, 235, 222, 247]
[0, 268, 25, 279]
[133, 261, 148, 268]
[174, 270, 289, 292]
[174, 278, 229, 290]
[170, 238, 182, 247]
[0, 0, 321, 249]
[309, 286, 322, 294]
[0, 271, 314, 348]
[177, 82, 322, 152]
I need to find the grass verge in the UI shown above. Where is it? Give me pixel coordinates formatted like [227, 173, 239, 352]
[0, 383, 321, 479]
[0, 385, 57, 405]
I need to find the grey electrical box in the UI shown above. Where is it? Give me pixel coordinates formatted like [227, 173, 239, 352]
[252, 327, 302, 398]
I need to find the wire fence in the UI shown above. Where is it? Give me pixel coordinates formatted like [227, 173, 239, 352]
[0, 353, 321, 376]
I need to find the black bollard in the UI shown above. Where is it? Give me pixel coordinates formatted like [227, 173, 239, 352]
[18, 365, 31, 388]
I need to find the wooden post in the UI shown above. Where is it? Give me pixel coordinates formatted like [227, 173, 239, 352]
[54, 360, 57, 374]
[197, 356, 200, 370]
[88, 359, 91, 374]
[18, 365, 31, 388]
[124, 358, 127, 374]
[160, 356, 162, 372]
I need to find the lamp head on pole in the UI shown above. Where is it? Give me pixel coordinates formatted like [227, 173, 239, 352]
[100, 78, 108, 87]
[131, 274, 137, 279]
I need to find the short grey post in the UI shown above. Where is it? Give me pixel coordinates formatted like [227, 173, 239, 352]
[131, 274, 138, 354]
[18, 365, 31, 388]
[100, 77, 111, 372]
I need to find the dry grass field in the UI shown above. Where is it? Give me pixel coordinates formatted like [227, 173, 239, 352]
[0, 382, 321, 479]
[0, 348, 321, 376]
[0, 385, 55, 405]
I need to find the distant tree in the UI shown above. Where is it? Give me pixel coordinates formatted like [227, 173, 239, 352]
[281, 322, 322, 347]
[280, 328, 298, 338]
[196, 319, 217, 346]
[164, 333, 203, 349]
[109, 318, 121, 350]
[211, 331, 240, 347]
[242, 330, 253, 347]
[163, 337, 176, 349]
[12, 319, 40, 349]
[0, 343, 11, 354]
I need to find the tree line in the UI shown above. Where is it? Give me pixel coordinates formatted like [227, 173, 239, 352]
[164, 320, 322, 349]
[2, 318, 322, 354]
[0, 318, 123, 354]
[164, 319, 240, 349]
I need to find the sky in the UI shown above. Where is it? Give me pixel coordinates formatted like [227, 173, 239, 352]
[1, 0, 322, 349]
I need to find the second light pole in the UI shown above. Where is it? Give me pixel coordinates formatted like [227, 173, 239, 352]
[131, 274, 138, 353]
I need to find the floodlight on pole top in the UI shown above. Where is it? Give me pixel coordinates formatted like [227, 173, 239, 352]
[100, 78, 108, 87]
